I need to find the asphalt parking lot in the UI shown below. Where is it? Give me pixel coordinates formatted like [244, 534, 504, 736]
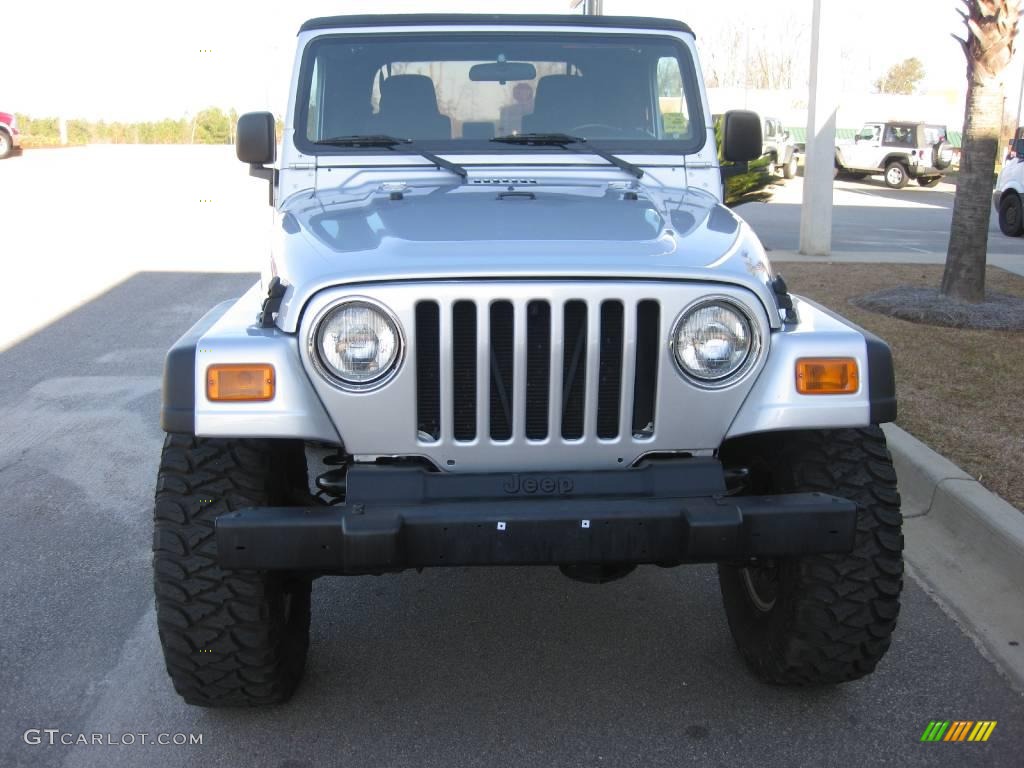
[1, 147, 1022, 768]
[738, 172, 1023, 257]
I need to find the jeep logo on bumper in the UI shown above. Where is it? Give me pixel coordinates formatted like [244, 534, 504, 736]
[502, 474, 575, 495]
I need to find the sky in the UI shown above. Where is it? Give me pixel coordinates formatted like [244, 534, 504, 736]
[0, 0, 1006, 123]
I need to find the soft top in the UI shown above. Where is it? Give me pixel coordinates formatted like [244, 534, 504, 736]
[298, 14, 694, 36]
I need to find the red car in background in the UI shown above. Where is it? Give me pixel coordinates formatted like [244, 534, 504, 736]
[0, 112, 22, 158]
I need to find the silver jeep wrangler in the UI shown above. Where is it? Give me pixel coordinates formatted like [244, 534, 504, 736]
[155, 14, 903, 707]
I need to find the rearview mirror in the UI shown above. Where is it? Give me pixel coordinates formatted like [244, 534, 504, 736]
[469, 62, 537, 83]
[236, 111, 276, 165]
[721, 110, 762, 162]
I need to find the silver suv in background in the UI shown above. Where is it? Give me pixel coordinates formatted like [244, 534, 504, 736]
[835, 121, 952, 188]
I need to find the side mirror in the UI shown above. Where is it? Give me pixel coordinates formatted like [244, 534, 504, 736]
[236, 111, 277, 205]
[237, 111, 276, 165]
[721, 110, 762, 163]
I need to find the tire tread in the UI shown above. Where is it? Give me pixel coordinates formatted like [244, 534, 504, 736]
[719, 427, 904, 685]
[153, 434, 310, 707]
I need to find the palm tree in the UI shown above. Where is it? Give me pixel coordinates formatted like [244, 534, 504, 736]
[942, 0, 1021, 302]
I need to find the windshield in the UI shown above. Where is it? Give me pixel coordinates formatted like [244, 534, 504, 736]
[295, 32, 705, 155]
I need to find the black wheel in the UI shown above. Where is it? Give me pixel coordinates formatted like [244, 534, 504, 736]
[717, 427, 904, 685]
[153, 434, 312, 706]
[783, 155, 797, 179]
[999, 193, 1024, 236]
[883, 161, 908, 188]
[917, 176, 942, 188]
[0, 131, 12, 159]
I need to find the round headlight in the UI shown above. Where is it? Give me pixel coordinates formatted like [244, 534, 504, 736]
[314, 300, 402, 387]
[672, 300, 757, 385]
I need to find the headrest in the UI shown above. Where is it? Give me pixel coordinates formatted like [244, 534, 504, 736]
[533, 75, 584, 109]
[380, 75, 441, 114]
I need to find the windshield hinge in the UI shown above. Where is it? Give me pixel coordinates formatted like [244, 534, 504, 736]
[288, 162, 315, 170]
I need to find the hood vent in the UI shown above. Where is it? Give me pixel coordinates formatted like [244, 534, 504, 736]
[470, 178, 539, 185]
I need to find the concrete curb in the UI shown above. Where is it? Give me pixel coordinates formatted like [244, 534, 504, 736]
[882, 424, 1024, 689]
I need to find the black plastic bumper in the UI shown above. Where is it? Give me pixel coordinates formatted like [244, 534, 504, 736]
[215, 461, 858, 573]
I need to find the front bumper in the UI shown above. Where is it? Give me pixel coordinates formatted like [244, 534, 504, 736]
[216, 460, 858, 573]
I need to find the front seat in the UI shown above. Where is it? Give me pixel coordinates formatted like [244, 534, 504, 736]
[521, 75, 588, 134]
[370, 75, 451, 139]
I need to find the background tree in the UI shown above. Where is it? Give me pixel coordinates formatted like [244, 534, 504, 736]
[192, 108, 232, 144]
[942, 0, 1021, 302]
[874, 57, 926, 94]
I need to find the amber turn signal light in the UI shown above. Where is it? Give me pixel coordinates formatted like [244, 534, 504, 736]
[795, 358, 859, 395]
[207, 364, 275, 401]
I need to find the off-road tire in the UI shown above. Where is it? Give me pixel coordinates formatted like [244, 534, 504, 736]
[783, 155, 798, 179]
[717, 427, 903, 685]
[917, 176, 941, 188]
[0, 130, 12, 159]
[999, 192, 1024, 236]
[153, 434, 312, 706]
[883, 161, 908, 189]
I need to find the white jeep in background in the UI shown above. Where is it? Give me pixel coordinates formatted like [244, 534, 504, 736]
[153, 13, 903, 708]
[762, 116, 798, 179]
[835, 121, 952, 188]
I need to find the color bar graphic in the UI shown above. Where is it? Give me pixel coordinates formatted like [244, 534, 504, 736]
[921, 720, 996, 742]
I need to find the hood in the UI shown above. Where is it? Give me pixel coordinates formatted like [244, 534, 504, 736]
[270, 181, 780, 331]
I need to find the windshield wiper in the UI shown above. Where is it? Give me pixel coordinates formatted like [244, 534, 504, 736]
[314, 134, 467, 180]
[491, 133, 644, 179]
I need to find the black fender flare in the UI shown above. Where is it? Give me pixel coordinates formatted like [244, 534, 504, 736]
[881, 154, 911, 171]
[160, 299, 236, 434]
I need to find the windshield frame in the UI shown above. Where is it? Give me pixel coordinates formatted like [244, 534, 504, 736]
[292, 30, 707, 159]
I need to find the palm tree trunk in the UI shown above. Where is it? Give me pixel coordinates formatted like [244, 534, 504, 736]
[941, 81, 1003, 302]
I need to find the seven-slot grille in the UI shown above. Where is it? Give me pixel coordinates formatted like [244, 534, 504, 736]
[415, 297, 661, 444]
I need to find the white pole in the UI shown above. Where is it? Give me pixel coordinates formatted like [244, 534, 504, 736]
[799, 0, 840, 256]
